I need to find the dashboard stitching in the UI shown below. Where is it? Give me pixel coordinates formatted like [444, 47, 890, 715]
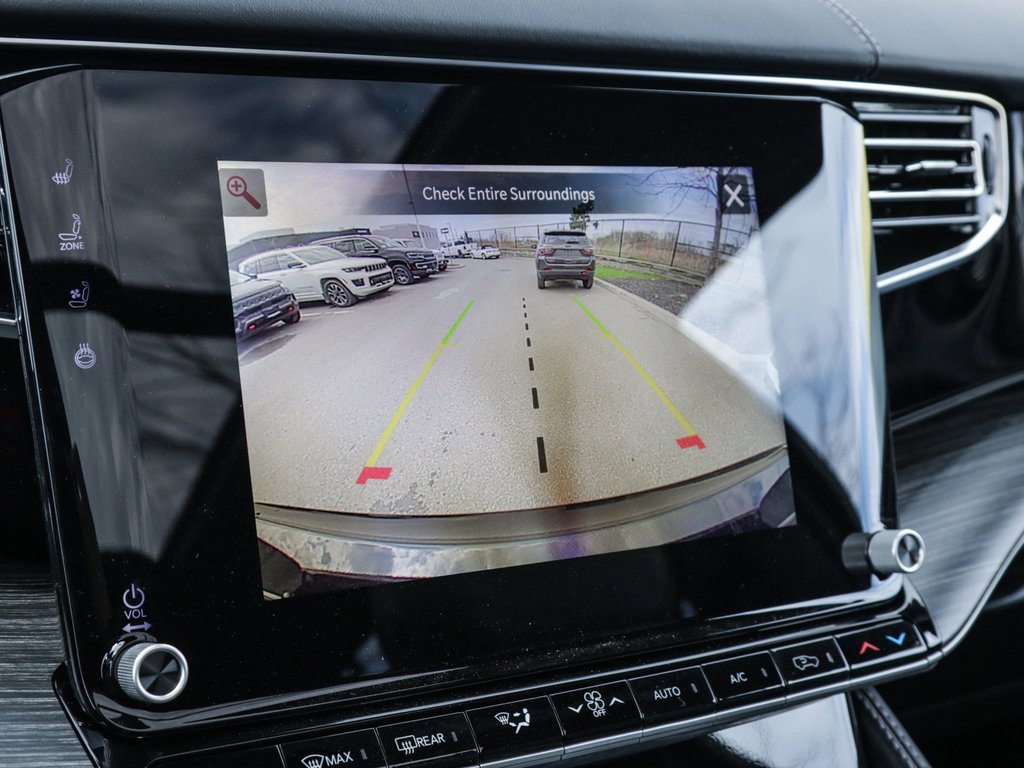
[816, 0, 882, 79]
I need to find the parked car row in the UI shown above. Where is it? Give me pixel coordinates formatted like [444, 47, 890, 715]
[443, 241, 503, 259]
[230, 235, 450, 339]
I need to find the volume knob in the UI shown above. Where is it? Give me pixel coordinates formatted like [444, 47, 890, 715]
[114, 642, 189, 704]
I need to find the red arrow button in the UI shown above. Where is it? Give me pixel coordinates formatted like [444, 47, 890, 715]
[859, 641, 881, 656]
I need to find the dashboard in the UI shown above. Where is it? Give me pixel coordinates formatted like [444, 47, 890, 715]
[2, 3, 1024, 768]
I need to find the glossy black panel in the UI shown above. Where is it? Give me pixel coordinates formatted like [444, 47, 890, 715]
[0, 69, 889, 734]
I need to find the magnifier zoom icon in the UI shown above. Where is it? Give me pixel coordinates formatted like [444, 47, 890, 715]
[226, 175, 262, 209]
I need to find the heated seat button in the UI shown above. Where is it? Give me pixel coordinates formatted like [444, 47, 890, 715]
[771, 638, 848, 688]
[837, 621, 923, 669]
[702, 652, 784, 704]
[378, 713, 476, 767]
[281, 729, 385, 768]
[628, 667, 715, 725]
[550, 682, 641, 745]
[466, 697, 562, 763]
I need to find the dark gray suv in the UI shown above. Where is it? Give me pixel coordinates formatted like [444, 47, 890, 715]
[535, 230, 596, 289]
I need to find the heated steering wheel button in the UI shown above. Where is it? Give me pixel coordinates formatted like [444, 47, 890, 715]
[281, 729, 385, 768]
[702, 653, 783, 704]
[771, 638, 848, 688]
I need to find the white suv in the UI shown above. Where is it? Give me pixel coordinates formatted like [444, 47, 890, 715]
[237, 246, 393, 307]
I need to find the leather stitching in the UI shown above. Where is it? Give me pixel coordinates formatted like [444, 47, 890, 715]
[855, 689, 932, 768]
[816, 0, 882, 79]
[863, 688, 932, 767]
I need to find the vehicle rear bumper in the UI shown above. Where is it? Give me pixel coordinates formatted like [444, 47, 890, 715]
[537, 263, 595, 279]
[235, 296, 298, 338]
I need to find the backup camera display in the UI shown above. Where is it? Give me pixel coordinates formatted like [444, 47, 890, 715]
[219, 163, 795, 597]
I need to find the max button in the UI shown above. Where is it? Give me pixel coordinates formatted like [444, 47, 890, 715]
[280, 730, 385, 768]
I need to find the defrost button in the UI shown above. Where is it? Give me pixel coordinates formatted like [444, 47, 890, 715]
[281, 729, 385, 768]
[467, 697, 562, 764]
[378, 713, 476, 767]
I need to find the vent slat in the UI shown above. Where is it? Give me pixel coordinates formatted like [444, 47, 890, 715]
[856, 100, 1003, 282]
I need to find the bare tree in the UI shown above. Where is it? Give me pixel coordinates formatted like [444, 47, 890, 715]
[628, 166, 743, 277]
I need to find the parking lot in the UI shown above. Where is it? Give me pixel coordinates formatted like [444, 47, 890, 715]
[237, 257, 786, 517]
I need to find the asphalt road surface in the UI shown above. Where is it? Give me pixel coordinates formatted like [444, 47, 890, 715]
[237, 257, 786, 517]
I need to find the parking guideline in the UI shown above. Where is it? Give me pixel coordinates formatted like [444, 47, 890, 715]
[356, 301, 475, 484]
[572, 297, 706, 452]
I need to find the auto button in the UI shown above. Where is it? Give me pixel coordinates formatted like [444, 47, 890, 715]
[628, 667, 715, 728]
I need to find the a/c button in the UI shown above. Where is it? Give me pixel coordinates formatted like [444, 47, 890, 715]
[702, 653, 783, 704]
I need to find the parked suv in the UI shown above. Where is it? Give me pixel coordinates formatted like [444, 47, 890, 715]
[311, 234, 438, 285]
[535, 230, 596, 289]
[229, 270, 300, 339]
[395, 238, 448, 271]
[236, 246, 393, 307]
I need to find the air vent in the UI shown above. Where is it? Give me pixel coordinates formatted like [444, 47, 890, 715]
[855, 100, 1007, 292]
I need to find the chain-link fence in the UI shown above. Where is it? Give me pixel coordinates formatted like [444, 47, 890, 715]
[464, 218, 754, 284]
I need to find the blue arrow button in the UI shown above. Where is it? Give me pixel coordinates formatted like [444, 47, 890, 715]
[885, 632, 907, 647]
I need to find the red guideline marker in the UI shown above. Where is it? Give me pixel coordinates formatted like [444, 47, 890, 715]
[356, 466, 392, 485]
[676, 435, 706, 451]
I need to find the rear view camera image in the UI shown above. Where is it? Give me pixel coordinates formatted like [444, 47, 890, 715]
[218, 163, 794, 596]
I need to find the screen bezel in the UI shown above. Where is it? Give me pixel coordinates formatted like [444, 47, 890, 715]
[0, 65, 890, 731]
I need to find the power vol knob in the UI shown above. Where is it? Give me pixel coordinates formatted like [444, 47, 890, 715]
[114, 642, 189, 704]
[842, 529, 926, 576]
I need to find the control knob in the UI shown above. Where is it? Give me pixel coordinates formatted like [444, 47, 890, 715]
[842, 529, 926, 576]
[113, 642, 189, 704]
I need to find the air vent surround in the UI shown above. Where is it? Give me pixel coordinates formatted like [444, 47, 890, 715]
[856, 100, 1007, 293]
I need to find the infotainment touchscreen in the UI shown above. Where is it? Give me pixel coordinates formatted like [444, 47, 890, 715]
[218, 163, 794, 596]
[3, 69, 888, 717]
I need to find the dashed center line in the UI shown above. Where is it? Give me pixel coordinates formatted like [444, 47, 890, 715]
[523, 296, 546, 475]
